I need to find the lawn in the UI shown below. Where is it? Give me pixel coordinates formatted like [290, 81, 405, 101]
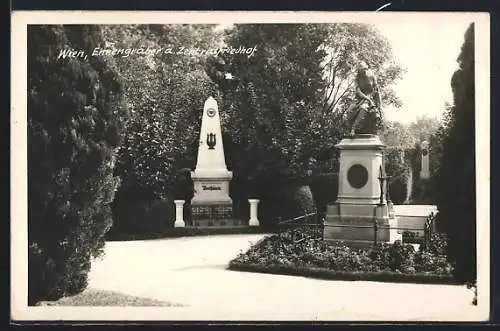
[36, 289, 184, 307]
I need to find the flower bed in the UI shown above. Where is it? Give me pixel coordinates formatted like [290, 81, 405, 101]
[228, 226, 456, 284]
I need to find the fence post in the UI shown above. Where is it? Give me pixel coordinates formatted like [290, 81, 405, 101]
[320, 213, 325, 240]
[277, 216, 282, 245]
[373, 219, 378, 245]
[424, 216, 431, 245]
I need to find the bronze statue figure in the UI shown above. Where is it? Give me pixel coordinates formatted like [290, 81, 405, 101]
[348, 61, 382, 136]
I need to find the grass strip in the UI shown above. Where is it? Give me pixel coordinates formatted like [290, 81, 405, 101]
[35, 289, 184, 307]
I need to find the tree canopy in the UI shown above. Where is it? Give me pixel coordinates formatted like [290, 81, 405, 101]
[207, 23, 404, 183]
[101, 25, 222, 199]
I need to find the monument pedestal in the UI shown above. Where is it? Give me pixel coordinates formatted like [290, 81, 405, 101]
[190, 171, 236, 226]
[324, 134, 401, 248]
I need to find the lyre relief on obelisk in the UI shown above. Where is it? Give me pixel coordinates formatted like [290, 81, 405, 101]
[190, 97, 235, 227]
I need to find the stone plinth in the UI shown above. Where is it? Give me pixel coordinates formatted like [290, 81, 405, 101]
[324, 134, 401, 248]
[174, 200, 185, 228]
[248, 199, 260, 226]
[394, 204, 437, 236]
[190, 97, 235, 227]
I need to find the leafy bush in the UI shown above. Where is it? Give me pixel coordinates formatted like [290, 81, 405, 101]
[384, 148, 411, 204]
[420, 232, 448, 256]
[369, 241, 417, 273]
[413, 251, 452, 275]
[388, 176, 408, 204]
[411, 178, 435, 204]
[110, 196, 175, 235]
[28, 25, 127, 304]
[230, 226, 453, 278]
[104, 25, 220, 203]
[309, 173, 338, 213]
[257, 184, 317, 230]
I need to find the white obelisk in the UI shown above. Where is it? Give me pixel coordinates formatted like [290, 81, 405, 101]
[190, 97, 233, 226]
[191, 97, 232, 179]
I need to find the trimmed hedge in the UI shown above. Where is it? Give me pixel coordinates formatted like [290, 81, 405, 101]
[228, 262, 458, 285]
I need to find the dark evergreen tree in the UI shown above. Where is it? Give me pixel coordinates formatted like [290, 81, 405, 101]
[435, 23, 476, 282]
[28, 25, 127, 304]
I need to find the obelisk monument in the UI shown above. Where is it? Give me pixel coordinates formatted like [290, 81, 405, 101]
[190, 97, 234, 227]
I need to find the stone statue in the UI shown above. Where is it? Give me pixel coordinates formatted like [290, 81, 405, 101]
[348, 61, 382, 136]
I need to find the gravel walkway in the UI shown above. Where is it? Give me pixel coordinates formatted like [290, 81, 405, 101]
[84, 234, 484, 321]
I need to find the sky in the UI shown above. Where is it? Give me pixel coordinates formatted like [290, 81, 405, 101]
[373, 18, 473, 124]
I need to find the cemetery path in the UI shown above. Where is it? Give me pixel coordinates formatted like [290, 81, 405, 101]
[88, 234, 483, 321]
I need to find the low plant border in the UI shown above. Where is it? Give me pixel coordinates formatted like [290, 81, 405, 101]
[106, 226, 268, 241]
[228, 261, 461, 285]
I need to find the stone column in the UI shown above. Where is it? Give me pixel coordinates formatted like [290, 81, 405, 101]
[174, 200, 185, 228]
[420, 140, 430, 179]
[248, 199, 260, 226]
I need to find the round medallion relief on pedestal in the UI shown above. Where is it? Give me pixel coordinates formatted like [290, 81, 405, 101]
[347, 164, 368, 189]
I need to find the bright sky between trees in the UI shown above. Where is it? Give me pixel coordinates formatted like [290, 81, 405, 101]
[374, 17, 473, 124]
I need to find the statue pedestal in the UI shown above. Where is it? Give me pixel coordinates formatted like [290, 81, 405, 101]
[324, 134, 401, 248]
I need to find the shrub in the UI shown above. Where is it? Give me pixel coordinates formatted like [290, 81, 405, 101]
[411, 178, 436, 204]
[110, 197, 175, 236]
[421, 232, 448, 257]
[309, 173, 338, 213]
[28, 25, 127, 304]
[413, 251, 452, 275]
[258, 183, 317, 230]
[368, 241, 416, 273]
[385, 149, 411, 204]
[388, 176, 408, 204]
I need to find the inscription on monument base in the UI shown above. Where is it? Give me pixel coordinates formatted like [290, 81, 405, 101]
[202, 183, 222, 191]
[191, 204, 240, 226]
